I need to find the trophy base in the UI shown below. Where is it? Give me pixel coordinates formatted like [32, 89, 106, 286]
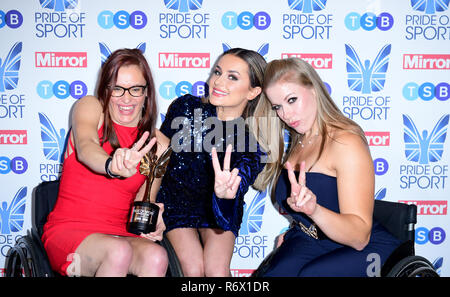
[128, 201, 159, 235]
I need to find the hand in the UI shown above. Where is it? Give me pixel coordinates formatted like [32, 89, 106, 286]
[140, 203, 166, 242]
[276, 231, 286, 248]
[110, 131, 156, 178]
[285, 161, 317, 216]
[211, 144, 241, 199]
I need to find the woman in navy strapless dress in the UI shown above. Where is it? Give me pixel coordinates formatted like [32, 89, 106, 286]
[157, 48, 269, 276]
[256, 57, 401, 276]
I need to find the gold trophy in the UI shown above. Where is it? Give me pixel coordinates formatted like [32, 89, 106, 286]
[128, 146, 172, 235]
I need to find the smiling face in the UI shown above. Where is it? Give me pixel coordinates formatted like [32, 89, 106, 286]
[208, 54, 261, 120]
[108, 64, 146, 127]
[265, 80, 318, 135]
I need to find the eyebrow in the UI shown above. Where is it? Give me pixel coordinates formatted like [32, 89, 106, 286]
[215, 65, 241, 76]
[284, 92, 296, 101]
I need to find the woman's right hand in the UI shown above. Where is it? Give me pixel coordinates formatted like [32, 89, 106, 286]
[109, 131, 156, 178]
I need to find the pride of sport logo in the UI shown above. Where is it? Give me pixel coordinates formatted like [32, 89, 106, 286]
[159, 0, 210, 39]
[234, 190, 268, 260]
[400, 114, 449, 190]
[405, 0, 450, 40]
[342, 44, 392, 121]
[35, 52, 87, 67]
[281, 0, 333, 40]
[35, 0, 86, 38]
[159, 52, 210, 68]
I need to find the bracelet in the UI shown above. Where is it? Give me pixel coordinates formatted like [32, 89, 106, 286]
[105, 157, 121, 178]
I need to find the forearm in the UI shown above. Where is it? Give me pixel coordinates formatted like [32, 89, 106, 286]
[75, 138, 110, 174]
[309, 204, 372, 251]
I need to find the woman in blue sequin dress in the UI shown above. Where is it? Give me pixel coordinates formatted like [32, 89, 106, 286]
[255, 57, 401, 276]
[156, 48, 270, 276]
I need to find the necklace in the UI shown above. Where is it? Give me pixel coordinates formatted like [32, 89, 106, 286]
[298, 131, 319, 148]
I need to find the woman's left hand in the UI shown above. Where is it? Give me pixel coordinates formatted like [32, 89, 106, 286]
[140, 202, 166, 242]
[211, 144, 242, 199]
[285, 161, 318, 216]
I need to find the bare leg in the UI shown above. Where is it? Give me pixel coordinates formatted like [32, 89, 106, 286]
[124, 236, 168, 277]
[166, 228, 205, 276]
[199, 228, 235, 277]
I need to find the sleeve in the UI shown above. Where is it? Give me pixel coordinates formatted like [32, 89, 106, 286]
[212, 143, 267, 236]
[159, 98, 179, 139]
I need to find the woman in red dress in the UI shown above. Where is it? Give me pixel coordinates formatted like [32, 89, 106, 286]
[41, 49, 169, 277]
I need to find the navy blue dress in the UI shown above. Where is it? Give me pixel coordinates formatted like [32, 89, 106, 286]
[261, 169, 401, 277]
[156, 94, 266, 237]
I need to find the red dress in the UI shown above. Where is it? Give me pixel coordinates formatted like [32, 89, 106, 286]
[41, 123, 146, 275]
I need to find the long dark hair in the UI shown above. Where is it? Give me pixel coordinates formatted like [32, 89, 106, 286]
[96, 48, 157, 150]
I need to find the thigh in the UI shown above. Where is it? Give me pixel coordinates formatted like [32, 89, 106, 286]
[199, 228, 235, 276]
[166, 228, 204, 269]
[123, 236, 168, 276]
[261, 229, 324, 277]
[72, 233, 129, 276]
[298, 246, 369, 277]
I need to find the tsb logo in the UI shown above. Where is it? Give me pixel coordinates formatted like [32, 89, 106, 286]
[403, 82, 449, 101]
[222, 11, 271, 30]
[159, 80, 207, 99]
[0, 10, 23, 29]
[98, 10, 147, 29]
[345, 12, 394, 31]
[37, 80, 87, 99]
[0, 156, 28, 174]
[416, 227, 446, 245]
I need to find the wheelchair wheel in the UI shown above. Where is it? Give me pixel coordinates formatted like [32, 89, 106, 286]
[386, 255, 439, 277]
[4, 229, 54, 277]
[160, 236, 184, 277]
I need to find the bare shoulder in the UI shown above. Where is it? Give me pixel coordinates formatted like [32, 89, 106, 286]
[154, 128, 170, 154]
[328, 128, 372, 170]
[73, 95, 102, 114]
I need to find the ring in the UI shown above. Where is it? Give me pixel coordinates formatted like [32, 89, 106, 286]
[224, 168, 230, 171]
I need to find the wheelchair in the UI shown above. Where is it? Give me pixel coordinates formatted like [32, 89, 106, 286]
[252, 199, 439, 277]
[4, 180, 184, 277]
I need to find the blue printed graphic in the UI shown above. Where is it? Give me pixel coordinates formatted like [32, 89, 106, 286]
[433, 257, 443, 275]
[164, 0, 203, 13]
[0, 42, 22, 92]
[99, 42, 146, 65]
[403, 114, 449, 164]
[0, 187, 26, 234]
[411, 0, 449, 14]
[39, 112, 66, 163]
[288, 0, 327, 13]
[240, 190, 266, 235]
[374, 188, 386, 200]
[345, 44, 391, 94]
[39, 0, 78, 11]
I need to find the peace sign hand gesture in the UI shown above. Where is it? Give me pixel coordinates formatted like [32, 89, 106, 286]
[211, 144, 242, 199]
[110, 131, 156, 178]
[285, 161, 317, 216]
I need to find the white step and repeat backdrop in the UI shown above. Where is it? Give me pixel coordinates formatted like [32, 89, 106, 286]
[0, 0, 448, 276]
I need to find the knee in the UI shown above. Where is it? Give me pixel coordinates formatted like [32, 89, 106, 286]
[104, 240, 133, 271]
[181, 257, 204, 277]
[136, 244, 169, 277]
[205, 263, 230, 277]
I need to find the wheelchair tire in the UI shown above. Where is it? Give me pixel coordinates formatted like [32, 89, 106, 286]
[386, 255, 439, 277]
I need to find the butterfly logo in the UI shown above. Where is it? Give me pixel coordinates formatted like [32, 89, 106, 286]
[433, 257, 443, 275]
[403, 114, 449, 164]
[164, 0, 203, 13]
[374, 188, 386, 200]
[345, 44, 391, 94]
[240, 190, 266, 235]
[0, 42, 22, 92]
[222, 43, 269, 59]
[99, 42, 146, 65]
[411, 0, 449, 14]
[39, 0, 78, 11]
[288, 0, 327, 13]
[39, 112, 66, 163]
[0, 187, 27, 234]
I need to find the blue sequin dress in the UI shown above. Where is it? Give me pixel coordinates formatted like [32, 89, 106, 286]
[156, 94, 266, 237]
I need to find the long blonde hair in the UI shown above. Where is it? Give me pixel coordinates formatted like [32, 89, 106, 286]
[257, 57, 367, 193]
